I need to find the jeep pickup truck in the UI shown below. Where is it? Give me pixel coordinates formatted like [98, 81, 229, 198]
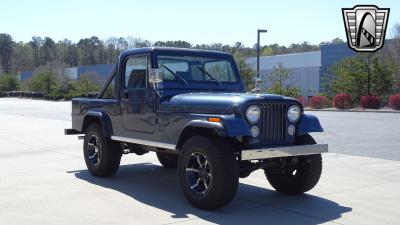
[65, 47, 328, 210]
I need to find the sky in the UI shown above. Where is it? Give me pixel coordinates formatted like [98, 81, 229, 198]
[1, 0, 399, 47]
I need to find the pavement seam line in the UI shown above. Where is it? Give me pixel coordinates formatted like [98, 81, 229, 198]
[235, 196, 345, 225]
[0, 136, 80, 159]
[321, 178, 400, 196]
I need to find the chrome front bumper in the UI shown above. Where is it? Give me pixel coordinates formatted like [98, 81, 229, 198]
[241, 144, 328, 160]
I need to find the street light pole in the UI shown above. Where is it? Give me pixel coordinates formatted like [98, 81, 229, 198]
[256, 29, 267, 91]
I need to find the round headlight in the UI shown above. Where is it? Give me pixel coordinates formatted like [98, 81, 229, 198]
[246, 105, 260, 124]
[287, 124, 296, 136]
[250, 126, 259, 137]
[287, 105, 301, 123]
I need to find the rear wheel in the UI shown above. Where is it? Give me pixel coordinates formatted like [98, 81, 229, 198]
[83, 123, 122, 177]
[264, 134, 322, 194]
[178, 135, 239, 210]
[156, 151, 178, 169]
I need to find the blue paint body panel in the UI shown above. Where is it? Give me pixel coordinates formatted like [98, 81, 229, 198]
[220, 115, 251, 136]
[297, 114, 324, 136]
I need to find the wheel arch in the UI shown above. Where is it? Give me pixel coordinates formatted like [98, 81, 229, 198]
[176, 120, 226, 151]
[82, 110, 113, 137]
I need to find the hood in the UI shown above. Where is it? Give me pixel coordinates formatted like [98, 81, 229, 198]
[160, 92, 297, 114]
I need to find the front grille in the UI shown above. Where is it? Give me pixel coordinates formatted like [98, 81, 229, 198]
[259, 103, 288, 145]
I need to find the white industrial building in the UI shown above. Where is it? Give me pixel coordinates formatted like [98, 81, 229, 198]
[246, 51, 321, 97]
[246, 43, 358, 97]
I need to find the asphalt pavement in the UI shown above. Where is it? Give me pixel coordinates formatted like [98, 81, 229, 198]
[0, 98, 399, 225]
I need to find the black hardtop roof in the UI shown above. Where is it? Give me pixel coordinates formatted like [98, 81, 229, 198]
[119, 47, 232, 58]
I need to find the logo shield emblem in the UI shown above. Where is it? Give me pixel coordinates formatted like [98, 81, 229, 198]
[342, 5, 390, 52]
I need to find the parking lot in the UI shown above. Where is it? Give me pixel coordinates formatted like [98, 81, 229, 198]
[0, 98, 399, 225]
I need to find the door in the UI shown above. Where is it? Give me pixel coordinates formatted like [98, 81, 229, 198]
[120, 55, 156, 133]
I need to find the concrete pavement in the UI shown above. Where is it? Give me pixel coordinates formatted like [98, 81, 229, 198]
[0, 98, 399, 224]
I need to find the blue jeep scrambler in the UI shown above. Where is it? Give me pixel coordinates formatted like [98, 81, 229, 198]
[65, 47, 328, 210]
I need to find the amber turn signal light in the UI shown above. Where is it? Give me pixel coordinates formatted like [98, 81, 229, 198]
[208, 117, 221, 122]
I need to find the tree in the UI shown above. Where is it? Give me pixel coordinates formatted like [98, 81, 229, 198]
[11, 42, 34, 71]
[73, 72, 104, 94]
[42, 37, 56, 62]
[155, 40, 192, 48]
[77, 36, 102, 65]
[29, 36, 44, 67]
[26, 68, 57, 93]
[0, 73, 19, 93]
[235, 57, 255, 91]
[327, 54, 396, 100]
[267, 63, 300, 97]
[0, 33, 14, 73]
[370, 56, 396, 97]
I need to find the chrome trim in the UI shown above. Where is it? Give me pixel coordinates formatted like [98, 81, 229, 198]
[241, 144, 328, 160]
[111, 136, 176, 150]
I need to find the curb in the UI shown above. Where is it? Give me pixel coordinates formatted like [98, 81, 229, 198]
[305, 108, 400, 114]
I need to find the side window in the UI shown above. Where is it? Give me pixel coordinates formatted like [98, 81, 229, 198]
[99, 74, 116, 99]
[204, 61, 237, 82]
[125, 56, 148, 88]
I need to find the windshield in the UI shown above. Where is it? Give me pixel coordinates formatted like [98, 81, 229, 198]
[156, 55, 238, 83]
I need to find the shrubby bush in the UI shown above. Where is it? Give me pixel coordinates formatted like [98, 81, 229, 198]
[333, 93, 353, 109]
[296, 96, 308, 106]
[0, 73, 19, 95]
[310, 96, 328, 109]
[25, 69, 57, 93]
[360, 95, 380, 109]
[388, 94, 400, 110]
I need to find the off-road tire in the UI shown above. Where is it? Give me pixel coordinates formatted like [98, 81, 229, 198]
[156, 152, 178, 169]
[178, 135, 239, 210]
[83, 123, 122, 177]
[264, 134, 322, 194]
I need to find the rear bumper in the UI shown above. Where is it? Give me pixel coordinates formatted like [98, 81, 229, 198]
[241, 144, 328, 160]
[64, 129, 82, 135]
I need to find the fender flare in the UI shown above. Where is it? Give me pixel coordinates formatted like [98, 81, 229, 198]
[181, 119, 227, 136]
[82, 110, 113, 137]
[176, 116, 252, 150]
[175, 119, 226, 150]
[296, 114, 324, 136]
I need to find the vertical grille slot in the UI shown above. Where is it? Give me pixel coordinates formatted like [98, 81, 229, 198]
[260, 103, 287, 145]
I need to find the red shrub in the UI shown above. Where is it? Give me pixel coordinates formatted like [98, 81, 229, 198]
[389, 94, 400, 110]
[333, 93, 353, 109]
[310, 95, 328, 109]
[296, 96, 308, 106]
[360, 95, 380, 109]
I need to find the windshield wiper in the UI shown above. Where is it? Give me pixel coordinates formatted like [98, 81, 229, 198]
[161, 64, 188, 84]
[196, 66, 222, 85]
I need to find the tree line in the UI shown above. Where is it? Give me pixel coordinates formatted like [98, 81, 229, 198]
[0, 33, 344, 73]
[2, 30, 398, 105]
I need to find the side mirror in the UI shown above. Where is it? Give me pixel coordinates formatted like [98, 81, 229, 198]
[254, 77, 263, 92]
[149, 69, 163, 85]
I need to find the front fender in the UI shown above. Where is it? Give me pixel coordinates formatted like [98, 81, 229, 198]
[220, 115, 251, 136]
[181, 115, 251, 137]
[296, 114, 324, 136]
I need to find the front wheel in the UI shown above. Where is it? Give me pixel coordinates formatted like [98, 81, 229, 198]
[264, 154, 322, 194]
[265, 134, 322, 194]
[178, 136, 239, 210]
